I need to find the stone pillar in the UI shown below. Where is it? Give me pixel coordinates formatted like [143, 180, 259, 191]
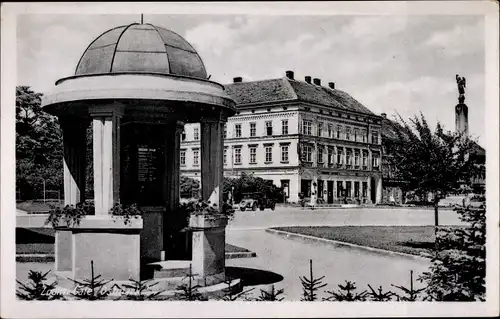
[89, 104, 124, 215]
[61, 118, 88, 206]
[200, 119, 224, 211]
[164, 121, 184, 211]
[57, 118, 88, 272]
[190, 215, 227, 282]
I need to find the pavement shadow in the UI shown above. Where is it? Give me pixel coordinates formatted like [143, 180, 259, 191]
[225, 266, 283, 286]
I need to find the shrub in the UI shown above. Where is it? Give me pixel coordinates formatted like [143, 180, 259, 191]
[16, 270, 64, 300]
[418, 205, 486, 301]
[45, 201, 94, 228]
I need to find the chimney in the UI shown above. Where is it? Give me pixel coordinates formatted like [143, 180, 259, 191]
[328, 82, 335, 89]
[381, 113, 387, 118]
[313, 78, 321, 86]
[305, 76, 312, 84]
[233, 77, 242, 83]
[285, 70, 294, 80]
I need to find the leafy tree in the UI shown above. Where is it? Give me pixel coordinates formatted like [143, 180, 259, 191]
[223, 172, 284, 204]
[16, 86, 63, 199]
[386, 113, 481, 228]
[418, 205, 486, 301]
[180, 175, 200, 198]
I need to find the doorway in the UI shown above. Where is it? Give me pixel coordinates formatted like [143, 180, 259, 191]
[370, 178, 376, 203]
[327, 181, 334, 204]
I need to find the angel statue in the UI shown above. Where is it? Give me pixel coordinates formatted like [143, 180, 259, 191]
[456, 74, 466, 104]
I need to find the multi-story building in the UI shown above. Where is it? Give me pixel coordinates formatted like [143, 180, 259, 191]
[181, 71, 384, 203]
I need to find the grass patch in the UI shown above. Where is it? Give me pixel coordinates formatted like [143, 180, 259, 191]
[225, 243, 252, 254]
[271, 226, 447, 256]
[17, 200, 62, 214]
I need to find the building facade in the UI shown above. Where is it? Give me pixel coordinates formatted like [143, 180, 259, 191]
[181, 71, 384, 203]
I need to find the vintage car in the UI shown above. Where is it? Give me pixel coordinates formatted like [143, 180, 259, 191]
[239, 192, 276, 211]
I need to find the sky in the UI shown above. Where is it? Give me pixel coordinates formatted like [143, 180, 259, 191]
[17, 14, 486, 145]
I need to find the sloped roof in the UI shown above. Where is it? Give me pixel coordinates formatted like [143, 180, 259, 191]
[224, 78, 375, 115]
[470, 141, 485, 156]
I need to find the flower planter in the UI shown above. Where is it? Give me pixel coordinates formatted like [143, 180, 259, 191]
[189, 214, 228, 229]
[59, 215, 143, 282]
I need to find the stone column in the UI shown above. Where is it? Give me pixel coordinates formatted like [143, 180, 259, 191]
[200, 119, 225, 210]
[61, 118, 88, 206]
[57, 118, 88, 272]
[89, 104, 124, 215]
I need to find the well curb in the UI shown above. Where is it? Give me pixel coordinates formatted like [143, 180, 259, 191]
[16, 251, 257, 263]
[265, 228, 430, 261]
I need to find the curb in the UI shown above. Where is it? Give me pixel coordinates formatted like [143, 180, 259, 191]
[225, 251, 257, 259]
[265, 228, 430, 261]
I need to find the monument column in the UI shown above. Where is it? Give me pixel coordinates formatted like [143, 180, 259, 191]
[200, 117, 225, 210]
[89, 104, 124, 215]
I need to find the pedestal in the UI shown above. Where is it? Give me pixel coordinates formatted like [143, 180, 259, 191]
[55, 229, 72, 272]
[71, 216, 142, 281]
[189, 214, 227, 279]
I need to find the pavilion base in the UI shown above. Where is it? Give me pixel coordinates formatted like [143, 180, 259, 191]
[62, 216, 143, 282]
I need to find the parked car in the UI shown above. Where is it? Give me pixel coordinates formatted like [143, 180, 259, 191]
[239, 192, 276, 211]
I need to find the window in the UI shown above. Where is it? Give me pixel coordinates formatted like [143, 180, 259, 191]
[250, 122, 256, 137]
[303, 120, 312, 136]
[181, 130, 186, 141]
[223, 148, 227, 165]
[318, 122, 323, 136]
[328, 148, 334, 164]
[346, 127, 351, 141]
[371, 130, 379, 144]
[281, 145, 289, 162]
[282, 120, 288, 135]
[235, 124, 242, 138]
[337, 148, 343, 165]
[362, 151, 368, 167]
[372, 154, 380, 168]
[346, 150, 352, 166]
[180, 150, 186, 166]
[337, 181, 343, 198]
[193, 149, 199, 166]
[362, 182, 368, 197]
[354, 182, 360, 197]
[318, 147, 324, 163]
[249, 147, 257, 164]
[354, 150, 360, 166]
[234, 148, 242, 164]
[265, 146, 273, 163]
[328, 124, 333, 138]
[354, 128, 359, 142]
[266, 121, 273, 136]
[362, 129, 367, 143]
[223, 124, 227, 139]
[302, 145, 312, 162]
[193, 127, 199, 140]
[346, 181, 352, 197]
[336, 125, 342, 139]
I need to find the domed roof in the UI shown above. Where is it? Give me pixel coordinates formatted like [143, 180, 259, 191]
[75, 23, 207, 79]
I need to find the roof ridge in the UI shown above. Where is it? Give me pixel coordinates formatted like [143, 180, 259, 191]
[283, 77, 299, 100]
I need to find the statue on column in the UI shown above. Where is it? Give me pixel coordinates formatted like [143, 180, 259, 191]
[456, 74, 466, 104]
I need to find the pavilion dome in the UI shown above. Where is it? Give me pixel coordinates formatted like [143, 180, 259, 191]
[75, 23, 208, 79]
